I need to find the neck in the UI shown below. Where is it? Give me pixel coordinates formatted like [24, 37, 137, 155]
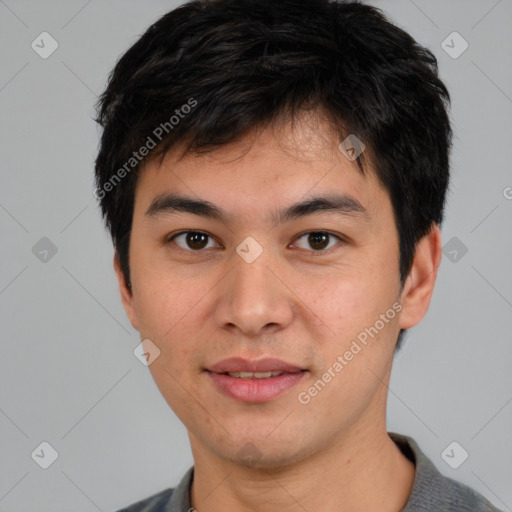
[189, 425, 415, 512]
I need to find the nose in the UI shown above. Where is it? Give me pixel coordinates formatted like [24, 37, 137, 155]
[213, 247, 295, 337]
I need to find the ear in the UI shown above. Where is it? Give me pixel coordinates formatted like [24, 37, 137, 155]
[113, 252, 138, 331]
[398, 224, 442, 330]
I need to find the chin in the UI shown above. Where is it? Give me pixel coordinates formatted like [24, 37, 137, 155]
[224, 439, 311, 470]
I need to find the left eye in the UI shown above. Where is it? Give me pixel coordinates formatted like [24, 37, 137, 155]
[293, 231, 342, 252]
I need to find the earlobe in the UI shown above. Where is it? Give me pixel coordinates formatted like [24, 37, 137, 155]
[113, 252, 138, 331]
[398, 224, 442, 330]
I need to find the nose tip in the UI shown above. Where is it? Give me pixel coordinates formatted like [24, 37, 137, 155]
[215, 250, 294, 336]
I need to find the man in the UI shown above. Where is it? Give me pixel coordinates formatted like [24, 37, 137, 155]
[94, 0, 503, 510]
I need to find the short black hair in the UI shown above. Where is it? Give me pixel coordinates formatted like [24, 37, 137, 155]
[94, 0, 452, 350]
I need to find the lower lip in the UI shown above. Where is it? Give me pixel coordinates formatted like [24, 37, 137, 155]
[206, 371, 307, 403]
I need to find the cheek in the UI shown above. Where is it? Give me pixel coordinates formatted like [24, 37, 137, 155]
[306, 262, 401, 386]
[311, 269, 394, 332]
[130, 263, 217, 366]
[302, 278, 398, 421]
[130, 259, 202, 334]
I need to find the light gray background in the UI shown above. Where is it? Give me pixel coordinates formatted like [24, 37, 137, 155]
[1, 1, 511, 511]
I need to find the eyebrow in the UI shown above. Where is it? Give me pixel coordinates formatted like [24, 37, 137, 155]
[145, 192, 369, 226]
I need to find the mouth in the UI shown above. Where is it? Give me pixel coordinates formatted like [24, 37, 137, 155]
[205, 357, 308, 402]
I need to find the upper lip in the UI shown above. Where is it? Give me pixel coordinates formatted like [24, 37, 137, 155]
[206, 357, 305, 374]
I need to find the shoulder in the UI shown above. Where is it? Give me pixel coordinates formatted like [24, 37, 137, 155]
[438, 476, 504, 512]
[114, 466, 194, 512]
[115, 488, 174, 512]
[389, 432, 505, 512]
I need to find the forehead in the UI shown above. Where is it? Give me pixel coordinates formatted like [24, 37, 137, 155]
[134, 114, 386, 222]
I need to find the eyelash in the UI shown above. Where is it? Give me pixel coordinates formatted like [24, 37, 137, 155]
[166, 230, 345, 255]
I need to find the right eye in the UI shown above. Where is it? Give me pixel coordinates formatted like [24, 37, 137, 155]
[167, 230, 222, 252]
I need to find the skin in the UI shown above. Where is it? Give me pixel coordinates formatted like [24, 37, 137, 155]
[115, 111, 442, 512]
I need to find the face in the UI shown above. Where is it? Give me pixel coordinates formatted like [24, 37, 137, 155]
[116, 113, 432, 468]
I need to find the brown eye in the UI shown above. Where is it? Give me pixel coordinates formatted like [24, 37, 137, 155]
[170, 231, 218, 251]
[308, 232, 329, 250]
[294, 231, 341, 252]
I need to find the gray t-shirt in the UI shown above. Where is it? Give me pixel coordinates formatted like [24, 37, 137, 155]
[116, 432, 504, 511]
